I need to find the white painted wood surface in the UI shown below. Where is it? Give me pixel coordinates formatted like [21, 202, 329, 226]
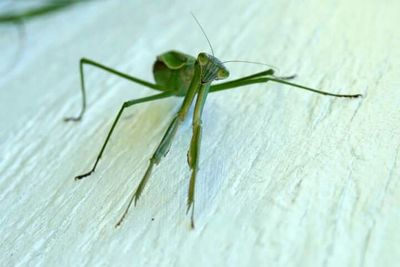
[1, 0, 399, 266]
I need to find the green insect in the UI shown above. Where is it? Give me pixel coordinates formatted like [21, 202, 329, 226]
[66, 16, 361, 228]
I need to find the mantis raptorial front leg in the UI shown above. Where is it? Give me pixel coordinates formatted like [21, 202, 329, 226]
[187, 84, 210, 228]
[115, 65, 202, 227]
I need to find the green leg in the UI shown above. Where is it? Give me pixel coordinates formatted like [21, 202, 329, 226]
[186, 122, 201, 229]
[209, 69, 275, 91]
[74, 92, 173, 180]
[64, 58, 170, 122]
[186, 84, 210, 229]
[210, 71, 361, 98]
[265, 77, 362, 98]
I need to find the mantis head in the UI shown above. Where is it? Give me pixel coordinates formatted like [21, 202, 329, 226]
[197, 52, 229, 84]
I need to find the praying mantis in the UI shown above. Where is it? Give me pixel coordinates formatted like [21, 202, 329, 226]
[65, 16, 362, 229]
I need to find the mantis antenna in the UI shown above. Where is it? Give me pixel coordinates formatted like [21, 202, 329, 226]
[190, 12, 215, 56]
[222, 60, 281, 74]
[190, 13, 280, 74]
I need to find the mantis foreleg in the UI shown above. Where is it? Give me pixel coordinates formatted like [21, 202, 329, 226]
[115, 66, 202, 227]
[186, 83, 210, 228]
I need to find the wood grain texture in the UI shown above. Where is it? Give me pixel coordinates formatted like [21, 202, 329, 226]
[1, 0, 399, 266]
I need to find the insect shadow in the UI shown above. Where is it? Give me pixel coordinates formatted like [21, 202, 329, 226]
[65, 14, 362, 229]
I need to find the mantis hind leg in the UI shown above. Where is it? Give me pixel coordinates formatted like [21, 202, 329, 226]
[64, 58, 170, 122]
[74, 92, 173, 180]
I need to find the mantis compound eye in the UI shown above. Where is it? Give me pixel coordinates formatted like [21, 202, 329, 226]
[198, 53, 208, 65]
[216, 68, 229, 80]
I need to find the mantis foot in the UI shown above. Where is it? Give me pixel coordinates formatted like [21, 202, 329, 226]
[74, 170, 94, 180]
[64, 116, 82, 122]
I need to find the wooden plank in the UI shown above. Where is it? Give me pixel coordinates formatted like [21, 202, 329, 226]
[0, 0, 399, 266]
